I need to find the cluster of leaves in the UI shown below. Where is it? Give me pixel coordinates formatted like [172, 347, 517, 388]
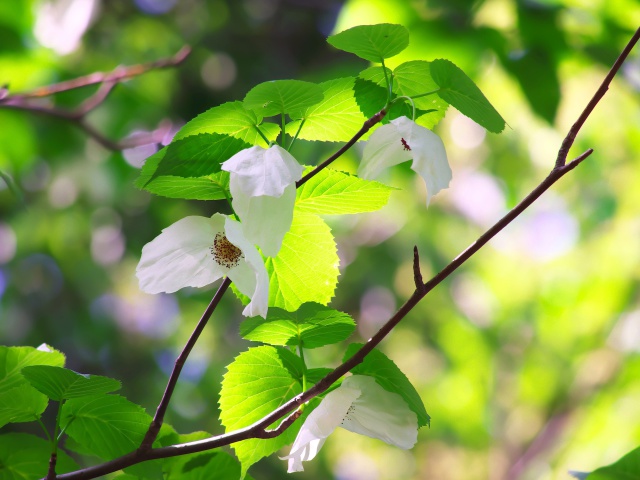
[0, 23, 510, 480]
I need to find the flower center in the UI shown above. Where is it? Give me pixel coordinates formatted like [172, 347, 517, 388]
[401, 138, 411, 151]
[210, 232, 243, 269]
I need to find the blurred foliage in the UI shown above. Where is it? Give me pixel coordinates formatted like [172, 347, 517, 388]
[1, 0, 640, 479]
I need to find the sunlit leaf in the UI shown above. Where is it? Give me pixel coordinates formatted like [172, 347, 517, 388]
[244, 80, 324, 118]
[327, 23, 410, 63]
[0, 344, 65, 392]
[240, 303, 355, 348]
[265, 211, 339, 311]
[219, 346, 304, 477]
[173, 100, 280, 146]
[296, 168, 395, 215]
[286, 77, 368, 142]
[393, 60, 449, 129]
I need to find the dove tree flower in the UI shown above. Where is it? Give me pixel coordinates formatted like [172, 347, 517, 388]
[136, 213, 269, 318]
[222, 145, 304, 257]
[358, 115, 452, 205]
[282, 375, 418, 473]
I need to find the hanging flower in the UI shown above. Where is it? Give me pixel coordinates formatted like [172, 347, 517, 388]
[358, 116, 452, 205]
[282, 375, 418, 473]
[136, 213, 269, 318]
[222, 145, 304, 257]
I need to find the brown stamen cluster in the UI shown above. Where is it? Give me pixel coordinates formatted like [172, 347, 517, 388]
[210, 232, 243, 269]
[341, 404, 357, 424]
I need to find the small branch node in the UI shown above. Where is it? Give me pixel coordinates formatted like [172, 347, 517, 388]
[413, 246, 426, 292]
[259, 408, 303, 439]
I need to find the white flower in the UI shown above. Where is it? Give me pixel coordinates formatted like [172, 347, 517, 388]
[358, 116, 452, 205]
[282, 375, 418, 473]
[136, 213, 269, 318]
[222, 145, 304, 257]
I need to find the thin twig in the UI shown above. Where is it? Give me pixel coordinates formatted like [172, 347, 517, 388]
[556, 27, 640, 167]
[296, 108, 387, 188]
[139, 277, 232, 451]
[2, 46, 191, 100]
[0, 46, 190, 151]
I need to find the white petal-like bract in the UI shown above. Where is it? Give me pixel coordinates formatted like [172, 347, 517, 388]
[340, 375, 418, 449]
[136, 213, 269, 318]
[359, 116, 451, 205]
[282, 383, 360, 472]
[283, 375, 418, 473]
[222, 145, 303, 256]
[136, 215, 227, 294]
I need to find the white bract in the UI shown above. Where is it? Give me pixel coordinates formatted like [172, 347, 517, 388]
[222, 145, 304, 257]
[359, 115, 452, 205]
[136, 213, 269, 318]
[282, 375, 418, 473]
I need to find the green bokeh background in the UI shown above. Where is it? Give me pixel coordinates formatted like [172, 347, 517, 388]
[1, 0, 640, 479]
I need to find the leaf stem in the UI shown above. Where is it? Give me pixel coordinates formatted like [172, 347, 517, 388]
[281, 113, 287, 147]
[410, 88, 441, 100]
[254, 124, 272, 147]
[288, 118, 306, 151]
[380, 59, 393, 101]
[391, 95, 416, 120]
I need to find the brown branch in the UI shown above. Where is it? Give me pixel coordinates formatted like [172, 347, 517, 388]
[0, 46, 190, 151]
[296, 108, 387, 188]
[3, 46, 191, 100]
[139, 277, 232, 451]
[49, 26, 640, 480]
[556, 27, 640, 167]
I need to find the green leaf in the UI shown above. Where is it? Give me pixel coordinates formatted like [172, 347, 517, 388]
[0, 344, 65, 392]
[343, 343, 430, 427]
[22, 365, 121, 401]
[219, 346, 304, 476]
[244, 80, 324, 118]
[306, 368, 333, 387]
[504, 48, 559, 123]
[351, 67, 389, 122]
[296, 168, 395, 215]
[265, 211, 339, 311]
[286, 77, 369, 142]
[240, 303, 355, 348]
[327, 23, 410, 63]
[0, 385, 48, 427]
[0, 433, 78, 478]
[61, 394, 152, 460]
[135, 148, 230, 200]
[164, 432, 243, 480]
[173, 100, 280, 146]
[581, 446, 640, 479]
[393, 60, 449, 129]
[153, 133, 251, 179]
[430, 59, 505, 133]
